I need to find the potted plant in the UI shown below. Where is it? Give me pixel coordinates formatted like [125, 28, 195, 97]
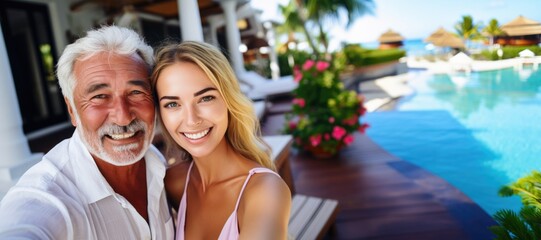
[283, 57, 369, 158]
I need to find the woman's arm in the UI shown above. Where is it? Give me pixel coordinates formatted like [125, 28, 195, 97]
[238, 173, 292, 240]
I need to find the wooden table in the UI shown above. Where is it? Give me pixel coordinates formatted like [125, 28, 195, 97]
[263, 135, 295, 195]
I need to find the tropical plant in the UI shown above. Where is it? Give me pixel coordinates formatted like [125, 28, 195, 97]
[490, 170, 541, 239]
[283, 57, 368, 157]
[304, 0, 374, 53]
[480, 46, 541, 60]
[278, 1, 319, 55]
[278, 0, 374, 55]
[341, 44, 406, 67]
[454, 15, 483, 48]
[483, 19, 504, 47]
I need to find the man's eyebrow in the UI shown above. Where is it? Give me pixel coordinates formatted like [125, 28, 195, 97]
[85, 83, 108, 94]
[194, 87, 217, 97]
[129, 79, 151, 90]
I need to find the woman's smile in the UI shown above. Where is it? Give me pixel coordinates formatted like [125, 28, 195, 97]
[183, 128, 212, 140]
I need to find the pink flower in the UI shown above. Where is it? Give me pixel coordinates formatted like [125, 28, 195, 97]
[358, 105, 367, 116]
[315, 61, 330, 72]
[344, 134, 354, 145]
[324, 134, 330, 140]
[288, 121, 297, 130]
[292, 98, 305, 108]
[343, 115, 358, 126]
[302, 60, 315, 70]
[310, 134, 322, 147]
[358, 123, 369, 133]
[293, 67, 303, 83]
[332, 126, 346, 140]
[328, 117, 335, 123]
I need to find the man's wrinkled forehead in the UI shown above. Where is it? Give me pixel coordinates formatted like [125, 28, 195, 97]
[76, 51, 149, 70]
[74, 52, 149, 76]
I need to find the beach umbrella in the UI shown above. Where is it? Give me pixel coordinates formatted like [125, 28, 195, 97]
[378, 29, 405, 43]
[424, 27, 447, 42]
[519, 49, 535, 58]
[501, 15, 541, 36]
[430, 31, 465, 49]
[449, 52, 473, 64]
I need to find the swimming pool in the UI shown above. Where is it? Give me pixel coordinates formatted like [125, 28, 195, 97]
[364, 66, 541, 216]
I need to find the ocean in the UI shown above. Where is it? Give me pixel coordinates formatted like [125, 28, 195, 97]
[360, 38, 429, 56]
[359, 38, 488, 57]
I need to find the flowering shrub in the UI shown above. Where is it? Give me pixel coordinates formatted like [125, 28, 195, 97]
[284, 59, 369, 156]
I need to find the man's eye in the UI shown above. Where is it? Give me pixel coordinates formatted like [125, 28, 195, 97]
[164, 102, 179, 108]
[92, 94, 107, 99]
[200, 96, 215, 103]
[131, 90, 143, 95]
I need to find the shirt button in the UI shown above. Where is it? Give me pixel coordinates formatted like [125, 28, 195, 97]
[115, 194, 128, 207]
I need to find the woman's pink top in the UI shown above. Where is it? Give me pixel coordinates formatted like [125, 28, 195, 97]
[175, 162, 280, 240]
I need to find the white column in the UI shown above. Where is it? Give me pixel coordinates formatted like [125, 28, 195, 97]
[264, 21, 280, 80]
[0, 25, 42, 184]
[219, 0, 245, 74]
[178, 0, 204, 41]
[206, 15, 222, 47]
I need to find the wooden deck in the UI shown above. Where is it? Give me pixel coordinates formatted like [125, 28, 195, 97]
[262, 100, 496, 239]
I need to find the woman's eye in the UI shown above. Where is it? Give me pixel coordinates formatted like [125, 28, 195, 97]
[131, 90, 143, 95]
[200, 96, 215, 103]
[164, 102, 179, 108]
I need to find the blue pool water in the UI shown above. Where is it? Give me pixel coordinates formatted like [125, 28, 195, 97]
[364, 67, 541, 216]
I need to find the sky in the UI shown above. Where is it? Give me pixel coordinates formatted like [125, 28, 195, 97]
[251, 0, 541, 51]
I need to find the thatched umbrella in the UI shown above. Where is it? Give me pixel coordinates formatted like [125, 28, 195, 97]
[501, 15, 541, 36]
[424, 27, 447, 42]
[432, 31, 465, 48]
[425, 28, 465, 49]
[378, 29, 405, 43]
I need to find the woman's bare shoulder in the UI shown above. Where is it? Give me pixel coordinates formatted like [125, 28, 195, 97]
[164, 160, 191, 209]
[238, 171, 292, 239]
[242, 171, 291, 210]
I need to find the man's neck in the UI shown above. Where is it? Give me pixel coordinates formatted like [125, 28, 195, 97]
[95, 158, 149, 222]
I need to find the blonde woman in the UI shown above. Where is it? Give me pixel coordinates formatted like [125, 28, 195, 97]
[151, 41, 291, 240]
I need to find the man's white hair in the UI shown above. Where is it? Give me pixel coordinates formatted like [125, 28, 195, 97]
[56, 25, 154, 105]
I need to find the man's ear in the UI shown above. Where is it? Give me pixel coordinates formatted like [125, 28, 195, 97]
[64, 97, 77, 127]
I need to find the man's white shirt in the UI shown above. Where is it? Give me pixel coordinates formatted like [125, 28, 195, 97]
[0, 130, 174, 239]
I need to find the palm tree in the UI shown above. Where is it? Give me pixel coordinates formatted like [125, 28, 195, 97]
[278, 1, 320, 55]
[278, 0, 375, 56]
[454, 15, 483, 49]
[304, 0, 374, 54]
[482, 19, 504, 48]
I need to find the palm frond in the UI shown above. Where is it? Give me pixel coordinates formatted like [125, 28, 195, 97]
[521, 206, 541, 238]
[493, 209, 534, 240]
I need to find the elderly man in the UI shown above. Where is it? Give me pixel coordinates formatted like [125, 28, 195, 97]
[0, 26, 174, 239]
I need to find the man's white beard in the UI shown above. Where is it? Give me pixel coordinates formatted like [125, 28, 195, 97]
[75, 115, 150, 166]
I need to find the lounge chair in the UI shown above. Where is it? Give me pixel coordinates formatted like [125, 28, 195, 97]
[252, 100, 268, 120]
[237, 71, 297, 100]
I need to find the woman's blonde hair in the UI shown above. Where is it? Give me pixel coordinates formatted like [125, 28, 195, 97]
[151, 41, 274, 170]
